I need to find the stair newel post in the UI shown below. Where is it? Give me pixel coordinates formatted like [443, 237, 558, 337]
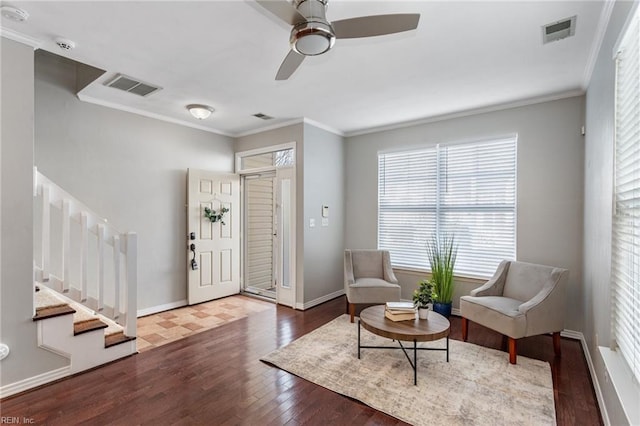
[80, 212, 89, 302]
[41, 183, 51, 282]
[113, 235, 121, 321]
[62, 199, 71, 293]
[97, 223, 105, 312]
[124, 232, 137, 337]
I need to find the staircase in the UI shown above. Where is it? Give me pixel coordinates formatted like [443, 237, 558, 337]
[32, 168, 137, 373]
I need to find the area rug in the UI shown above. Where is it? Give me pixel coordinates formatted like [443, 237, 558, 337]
[261, 315, 555, 426]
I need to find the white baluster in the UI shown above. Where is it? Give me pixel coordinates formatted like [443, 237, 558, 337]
[97, 223, 105, 311]
[41, 184, 50, 282]
[112, 235, 121, 321]
[62, 199, 71, 292]
[124, 232, 137, 337]
[80, 212, 88, 302]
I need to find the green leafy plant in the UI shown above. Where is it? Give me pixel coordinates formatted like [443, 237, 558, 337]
[412, 279, 435, 309]
[203, 206, 230, 225]
[426, 233, 457, 304]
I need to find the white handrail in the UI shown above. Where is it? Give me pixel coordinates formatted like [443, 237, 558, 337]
[33, 168, 137, 338]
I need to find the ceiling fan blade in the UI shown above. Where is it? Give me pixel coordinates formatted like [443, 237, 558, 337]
[255, 0, 306, 26]
[276, 50, 305, 80]
[332, 14, 420, 39]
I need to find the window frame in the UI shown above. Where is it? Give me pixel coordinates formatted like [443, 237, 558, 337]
[377, 135, 517, 279]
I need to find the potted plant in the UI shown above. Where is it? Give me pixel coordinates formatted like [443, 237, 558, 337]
[413, 279, 434, 319]
[426, 233, 457, 318]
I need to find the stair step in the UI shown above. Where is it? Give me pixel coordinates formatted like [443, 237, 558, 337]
[74, 318, 108, 336]
[34, 304, 76, 321]
[104, 331, 136, 348]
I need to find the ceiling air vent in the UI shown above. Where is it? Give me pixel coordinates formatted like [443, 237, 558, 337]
[542, 16, 576, 44]
[105, 74, 161, 97]
[253, 113, 274, 120]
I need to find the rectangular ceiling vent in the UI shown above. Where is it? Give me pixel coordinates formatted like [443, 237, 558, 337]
[542, 16, 576, 44]
[105, 74, 161, 97]
[253, 113, 274, 120]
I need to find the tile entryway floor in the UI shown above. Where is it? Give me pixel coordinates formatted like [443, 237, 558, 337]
[136, 295, 273, 351]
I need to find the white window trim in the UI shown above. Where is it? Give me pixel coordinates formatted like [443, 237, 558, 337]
[235, 141, 296, 175]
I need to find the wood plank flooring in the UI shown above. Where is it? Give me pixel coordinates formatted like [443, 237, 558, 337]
[0, 296, 602, 425]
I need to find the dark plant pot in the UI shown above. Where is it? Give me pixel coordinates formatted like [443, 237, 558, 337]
[433, 301, 452, 318]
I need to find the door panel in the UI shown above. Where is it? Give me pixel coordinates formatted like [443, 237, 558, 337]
[188, 169, 240, 305]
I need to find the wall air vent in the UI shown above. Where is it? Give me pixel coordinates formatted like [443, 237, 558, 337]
[105, 74, 161, 97]
[253, 113, 274, 120]
[542, 16, 576, 44]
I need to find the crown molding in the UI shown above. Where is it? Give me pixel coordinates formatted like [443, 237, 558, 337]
[582, 0, 616, 88]
[233, 118, 305, 138]
[303, 117, 345, 137]
[344, 89, 585, 138]
[76, 93, 234, 138]
[0, 27, 41, 48]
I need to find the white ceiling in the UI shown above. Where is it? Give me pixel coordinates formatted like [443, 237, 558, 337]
[1, 1, 607, 137]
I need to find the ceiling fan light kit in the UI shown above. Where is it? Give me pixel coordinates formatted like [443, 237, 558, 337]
[187, 104, 214, 120]
[256, 0, 420, 80]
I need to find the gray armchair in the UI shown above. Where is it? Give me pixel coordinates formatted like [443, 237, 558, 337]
[460, 260, 569, 364]
[344, 249, 401, 323]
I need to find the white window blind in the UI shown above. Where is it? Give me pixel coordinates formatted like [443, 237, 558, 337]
[378, 137, 516, 278]
[612, 8, 640, 384]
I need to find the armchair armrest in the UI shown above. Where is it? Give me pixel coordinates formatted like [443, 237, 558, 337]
[344, 250, 355, 288]
[518, 268, 568, 336]
[470, 260, 510, 297]
[518, 268, 568, 315]
[382, 251, 398, 284]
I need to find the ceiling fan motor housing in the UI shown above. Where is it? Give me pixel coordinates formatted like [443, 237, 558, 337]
[290, 0, 335, 56]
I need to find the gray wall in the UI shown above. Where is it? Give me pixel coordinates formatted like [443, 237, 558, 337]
[34, 51, 235, 311]
[583, 1, 636, 424]
[1, 39, 67, 387]
[345, 96, 585, 330]
[302, 124, 345, 303]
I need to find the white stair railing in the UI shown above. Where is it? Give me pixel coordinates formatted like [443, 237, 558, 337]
[33, 168, 137, 337]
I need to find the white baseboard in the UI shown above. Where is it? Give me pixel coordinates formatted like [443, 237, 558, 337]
[0, 365, 71, 399]
[137, 299, 187, 317]
[562, 330, 611, 426]
[296, 289, 345, 310]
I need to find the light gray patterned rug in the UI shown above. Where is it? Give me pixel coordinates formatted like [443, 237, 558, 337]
[261, 314, 555, 426]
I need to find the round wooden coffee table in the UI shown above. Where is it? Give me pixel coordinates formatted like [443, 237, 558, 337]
[358, 305, 450, 385]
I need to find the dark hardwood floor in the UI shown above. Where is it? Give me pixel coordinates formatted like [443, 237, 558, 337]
[1, 296, 601, 425]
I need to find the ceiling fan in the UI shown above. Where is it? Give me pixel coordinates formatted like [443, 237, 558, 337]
[256, 0, 420, 80]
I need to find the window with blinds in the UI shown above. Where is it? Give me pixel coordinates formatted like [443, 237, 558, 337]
[378, 137, 516, 278]
[612, 7, 640, 384]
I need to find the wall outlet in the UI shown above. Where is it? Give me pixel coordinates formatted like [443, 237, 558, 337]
[321, 218, 329, 227]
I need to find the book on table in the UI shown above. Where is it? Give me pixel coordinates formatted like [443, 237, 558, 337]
[385, 301, 416, 315]
[386, 301, 415, 311]
[384, 309, 416, 322]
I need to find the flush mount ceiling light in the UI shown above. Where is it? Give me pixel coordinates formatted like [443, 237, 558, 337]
[1, 6, 29, 22]
[187, 104, 214, 120]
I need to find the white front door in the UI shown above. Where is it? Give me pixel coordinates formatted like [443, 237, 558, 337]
[275, 167, 296, 308]
[187, 169, 240, 305]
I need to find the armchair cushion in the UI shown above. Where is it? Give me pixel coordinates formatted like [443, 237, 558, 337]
[460, 296, 526, 337]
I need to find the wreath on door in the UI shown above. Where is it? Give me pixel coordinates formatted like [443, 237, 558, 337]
[203, 206, 230, 225]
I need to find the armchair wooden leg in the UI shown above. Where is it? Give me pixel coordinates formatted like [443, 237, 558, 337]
[349, 303, 356, 323]
[553, 332, 561, 356]
[508, 337, 517, 364]
[461, 317, 469, 341]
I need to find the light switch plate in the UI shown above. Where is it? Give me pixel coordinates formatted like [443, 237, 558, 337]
[309, 218, 316, 228]
[321, 218, 329, 227]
